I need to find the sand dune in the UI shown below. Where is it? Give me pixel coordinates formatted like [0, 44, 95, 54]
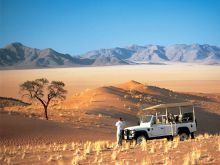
[1, 81, 220, 147]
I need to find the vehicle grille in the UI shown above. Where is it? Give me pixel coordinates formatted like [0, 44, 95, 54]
[124, 129, 130, 137]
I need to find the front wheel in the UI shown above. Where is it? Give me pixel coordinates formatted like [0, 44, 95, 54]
[179, 132, 189, 141]
[136, 136, 146, 145]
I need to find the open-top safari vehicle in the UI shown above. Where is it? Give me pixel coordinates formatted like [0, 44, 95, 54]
[123, 102, 197, 144]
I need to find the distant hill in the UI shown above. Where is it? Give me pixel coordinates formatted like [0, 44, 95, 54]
[0, 42, 220, 69]
[0, 97, 30, 108]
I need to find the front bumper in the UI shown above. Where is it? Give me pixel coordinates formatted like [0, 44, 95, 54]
[123, 129, 135, 140]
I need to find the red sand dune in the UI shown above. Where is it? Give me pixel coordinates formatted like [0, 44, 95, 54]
[1, 81, 220, 146]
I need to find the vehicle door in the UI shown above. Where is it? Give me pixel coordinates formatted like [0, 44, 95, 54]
[164, 122, 177, 136]
[150, 116, 166, 137]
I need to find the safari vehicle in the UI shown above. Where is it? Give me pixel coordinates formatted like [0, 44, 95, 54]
[123, 102, 197, 144]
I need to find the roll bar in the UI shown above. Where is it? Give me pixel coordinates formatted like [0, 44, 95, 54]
[142, 102, 195, 122]
[143, 102, 194, 110]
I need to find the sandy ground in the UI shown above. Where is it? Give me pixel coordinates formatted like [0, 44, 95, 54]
[1, 106, 220, 147]
[0, 113, 115, 146]
[1, 64, 220, 99]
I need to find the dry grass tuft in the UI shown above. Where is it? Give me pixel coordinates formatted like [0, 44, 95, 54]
[122, 142, 131, 151]
[197, 133, 212, 141]
[141, 140, 147, 151]
[183, 153, 191, 165]
[72, 155, 85, 165]
[94, 141, 108, 155]
[74, 147, 80, 155]
[47, 155, 57, 162]
[62, 144, 68, 151]
[98, 156, 103, 163]
[83, 141, 92, 155]
[164, 156, 172, 165]
[93, 156, 98, 163]
[203, 133, 211, 139]
[164, 144, 168, 153]
[173, 137, 179, 149]
[149, 145, 155, 153]
[183, 148, 201, 165]
[218, 137, 220, 151]
[111, 150, 118, 161]
[141, 157, 150, 165]
[21, 152, 26, 159]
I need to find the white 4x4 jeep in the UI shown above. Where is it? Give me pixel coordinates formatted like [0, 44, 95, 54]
[123, 102, 197, 144]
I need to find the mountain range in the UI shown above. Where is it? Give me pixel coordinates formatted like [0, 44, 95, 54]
[0, 42, 220, 69]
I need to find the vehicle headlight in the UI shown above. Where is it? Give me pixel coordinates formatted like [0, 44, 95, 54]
[130, 130, 135, 134]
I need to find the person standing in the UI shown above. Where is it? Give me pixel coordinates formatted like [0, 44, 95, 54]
[115, 117, 125, 146]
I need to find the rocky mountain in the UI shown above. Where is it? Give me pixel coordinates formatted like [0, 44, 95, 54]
[128, 45, 169, 62]
[0, 42, 220, 69]
[82, 44, 220, 65]
[0, 42, 94, 69]
[80, 47, 133, 66]
[92, 55, 128, 66]
[164, 44, 220, 64]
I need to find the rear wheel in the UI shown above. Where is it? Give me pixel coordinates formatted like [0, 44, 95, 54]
[136, 136, 146, 144]
[179, 132, 189, 141]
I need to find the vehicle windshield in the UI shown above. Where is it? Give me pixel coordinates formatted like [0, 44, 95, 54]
[140, 115, 152, 123]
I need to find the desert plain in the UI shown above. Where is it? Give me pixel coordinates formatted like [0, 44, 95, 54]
[1, 64, 220, 98]
[0, 64, 220, 165]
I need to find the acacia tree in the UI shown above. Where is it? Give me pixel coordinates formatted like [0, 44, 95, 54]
[20, 78, 67, 120]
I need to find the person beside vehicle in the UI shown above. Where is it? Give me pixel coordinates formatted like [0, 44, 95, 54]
[115, 117, 126, 146]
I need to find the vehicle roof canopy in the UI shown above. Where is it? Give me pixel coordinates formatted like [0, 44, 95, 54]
[143, 102, 194, 110]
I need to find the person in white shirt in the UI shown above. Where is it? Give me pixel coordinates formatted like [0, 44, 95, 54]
[115, 117, 125, 146]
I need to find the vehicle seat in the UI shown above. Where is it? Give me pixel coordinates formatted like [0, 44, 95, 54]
[156, 119, 161, 124]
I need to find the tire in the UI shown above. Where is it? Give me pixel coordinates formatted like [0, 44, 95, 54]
[136, 136, 146, 145]
[179, 132, 189, 141]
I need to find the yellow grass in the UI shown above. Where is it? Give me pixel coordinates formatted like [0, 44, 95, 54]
[183, 148, 201, 165]
[111, 150, 118, 161]
[47, 155, 57, 162]
[141, 139, 147, 151]
[1, 135, 220, 165]
[218, 138, 220, 151]
[71, 155, 84, 165]
[149, 145, 155, 153]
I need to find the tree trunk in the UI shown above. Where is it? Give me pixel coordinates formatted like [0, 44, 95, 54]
[44, 105, 48, 120]
[36, 96, 50, 120]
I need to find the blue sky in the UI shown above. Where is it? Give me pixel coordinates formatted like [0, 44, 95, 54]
[1, 0, 220, 55]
